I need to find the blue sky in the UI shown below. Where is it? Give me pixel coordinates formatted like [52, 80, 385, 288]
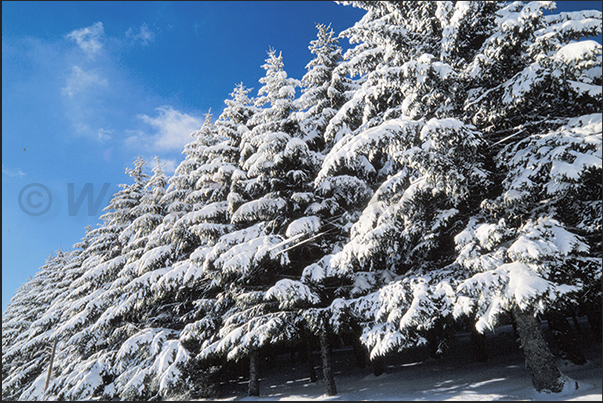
[1, 1, 365, 311]
[2, 1, 601, 312]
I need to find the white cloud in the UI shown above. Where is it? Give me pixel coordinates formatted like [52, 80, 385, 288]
[62, 66, 108, 97]
[2, 164, 26, 178]
[126, 23, 155, 46]
[60, 21, 195, 155]
[97, 128, 113, 141]
[133, 106, 203, 151]
[65, 22, 104, 59]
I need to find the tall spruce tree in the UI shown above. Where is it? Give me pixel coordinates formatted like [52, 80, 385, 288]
[2, 249, 73, 400]
[332, 3, 600, 392]
[294, 23, 343, 151]
[196, 49, 326, 397]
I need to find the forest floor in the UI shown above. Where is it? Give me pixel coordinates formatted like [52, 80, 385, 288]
[192, 318, 602, 401]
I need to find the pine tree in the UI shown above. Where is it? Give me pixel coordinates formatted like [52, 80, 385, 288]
[294, 23, 343, 151]
[2, 249, 73, 400]
[195, 49, 327, 397]
[449, 1, 602, 392]
[102, 91, 255, 400]
[327, 1, 601, 393]
[93, 117, 227, 400]
[302, 1, 480, 365]
[13, 159, 157, 400]
[35, 159, 154, 400]
[73, 158, 173, 400]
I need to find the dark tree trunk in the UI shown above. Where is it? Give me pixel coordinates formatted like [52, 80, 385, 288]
[319, 331, 337, 396]
[466, 316, 488, 362]
[546, 310, 586, 365]
[427, 329, 443, 359]
[352, 335, 367, 369]
[305, 339, 318, 382]
[248, 350, 260, 397]
[372, 355, 384, 377]
[571, 313, 582, 334]
[512, 307, 565, 393]
[584, 301, 602, 343]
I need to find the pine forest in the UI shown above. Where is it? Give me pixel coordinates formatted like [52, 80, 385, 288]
[2, 1, 602, 400]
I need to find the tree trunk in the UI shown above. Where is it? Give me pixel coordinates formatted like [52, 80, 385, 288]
[352, 334, 367, 369]
[546, 310, 586, 365]
[305, 339, 318, 382]
[372, 355, 384, 377]
[584, 301, 602, 343]
[512, 307, 564, 393]
[426, 323, 444, 359]
[248, 350, 260, 397]
[319, 331, 337, 396]
[571, 312, 582, 334]
[466, 316, 488, 363]
[44, 338, 58, 392]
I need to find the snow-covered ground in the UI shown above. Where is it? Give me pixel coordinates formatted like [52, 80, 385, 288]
[193, 320, 602, 401]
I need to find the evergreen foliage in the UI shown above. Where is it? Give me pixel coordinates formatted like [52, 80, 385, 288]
[3, 1, 601, 400]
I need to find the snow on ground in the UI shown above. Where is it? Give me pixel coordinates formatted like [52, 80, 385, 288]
[192, 319, 602, 401]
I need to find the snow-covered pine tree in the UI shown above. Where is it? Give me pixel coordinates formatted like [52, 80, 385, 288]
[90, 100, 248, 400]
[66, 158, 174, 401]
[296, 2, 437, 386]
[449, 1, 602, 393]
[296, 2, 478, 368]
[293, 1, 444, 383]
[174, 84, 258, 398]
[2, 249, 73, 400]
[12, 158, 169, 401]
[319, 1, 601, 394]
[3, 228, 100, 401]
[143, 107, 249, 399]
[195, 48, 327, 397]
[294, 23, 343, 151]
[85, 117, 226, 400]
[44, 119, 230, 400]
[24, 158, 155, 401]
[284, 24, 371, 393]
[322, 117, 489, 363]
[77, 157, 167, 353]
[97, 115, 215, 341]
[454, 114, 602, 391]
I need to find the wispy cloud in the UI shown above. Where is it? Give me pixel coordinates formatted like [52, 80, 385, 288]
[97, 128, 113, 141]
[61, 66, 108, 98]
[129, 106, 203, 151]
[2, 164, 26, 178]
[126, 23, 155, 46]
[10, 20, 191, 171]
[65, 22, 104, 59]
[60, 22, 162, 142]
